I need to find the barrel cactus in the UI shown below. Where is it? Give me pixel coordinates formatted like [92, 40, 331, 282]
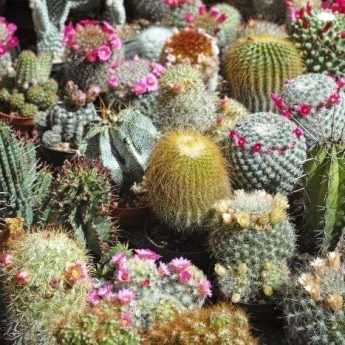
[208, 190, 296, 303]
[145, 130, 231, 231]
[227, 112, 307, 194]
[223, 34, 305, 112]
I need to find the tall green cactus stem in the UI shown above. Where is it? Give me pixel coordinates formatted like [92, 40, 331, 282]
[145, 130, 231, 231]
[208, 190, 295, 303]
[288, 4, 345, 75]
[0, 123, 52, 227]
[227, 112, 307, 194]
[0, 229, 91, 345]
[48, 158, 117, 259]
[223, 34, 305, 112]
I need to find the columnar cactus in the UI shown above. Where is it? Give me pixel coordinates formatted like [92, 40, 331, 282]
[227, 112, 307, 194]
[284, 250, 345, 345]
[0, 229, 92, 345]
[144, 303, 259, 345]
[208, 190, 296, 303]
[223, 34, 305, 112]
[288, 3, 345, 75]
[145, 130, 231, 231]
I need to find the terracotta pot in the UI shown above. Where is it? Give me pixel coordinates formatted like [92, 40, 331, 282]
[112, 206, 150, 228]
[0, 112, 34, 132]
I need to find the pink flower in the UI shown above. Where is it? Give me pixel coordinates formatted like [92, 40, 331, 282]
[86, 50, 98, 63]
[237, 136, 247, 148]
[271, 93, 285, 110]
[64, 23, 76, 46]
[251, 143, 263, 153]
[169, 257, 192, 273]
[158, 263, 171, 277]
[120, 312, 133, 328]
[141, 278, 151, 288]
[198, 279, 212, 298]
[97, 283, 113, 298]
[97, 45, 112, 62]
[179, 270, 192, 284]
[87, 85, 101, 100]
[111, 252, 127, 268]
[7, 36, 18, 48]
[185, 12, 195, 23]
[87, 289, 102, 306]
[64, 261, 89, 286]
[110, 35, 122, 50]
[145, 74, 159, 92]
[328, 92, 340, 105]
[116, 289, 135, 305]
[210, 7, 221, 17]
[102, 21, 116, 35]
[134, 249, 161, 261]
[108, 75, 119, 89]
[16, 271, 30, 286]
[228, 130, 238, 140]
[132, 80, 148, 96]
[117, 268, 131, 283]
[217, 13, 228, 23]
[0, 253, 12, 267]
[199, 4, 207, 15]
[0, 44, 6, 55]
[298, 103, 312, 117]
[6, 23, 17, 34]
[293, 127, 304, 139]
[151, 63, 166, 77]
[281, 109, 293, 119]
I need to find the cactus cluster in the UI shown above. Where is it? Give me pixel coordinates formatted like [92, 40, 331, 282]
[208, 190, 296, 303]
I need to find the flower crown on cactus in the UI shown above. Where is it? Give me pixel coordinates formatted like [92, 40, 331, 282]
[272, 76, 345, 120]
[64, 81, 101, 108]
[0, 17, 19, 56]
[214, 190, 289, 231]
[64, 20, 122, 63]
[164, 0, 194, 8]
[322, 0, 345, 14]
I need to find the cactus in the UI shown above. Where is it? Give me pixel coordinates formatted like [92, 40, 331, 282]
[208, 190, 296, 303]
[227, 112, 307, 194]
[284, 250, 345, 345]
[0, 123, 52, 227]
[161, 28, 220, 91]
[322, 0, 345, 13]
[239, 19, 287, 38]
[0, 228, 91, 345]
[144, 303, 259, 345]
[26, 84, 58, 110]
[145, 130, 231, 231]
[223, 34, 305, 112]
[47, 158, 117, 259]
[288, 3, 345, 75]
[154, 64, 218, 132]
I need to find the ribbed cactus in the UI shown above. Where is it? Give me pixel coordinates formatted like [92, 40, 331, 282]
[208, 190, 296, 303]
[144, 303, 259, 345]
[0, 229, 91, 345]
[223, 34, 305, 112]
[288, 3, 345, 75]
[145, 130, 231, 231]
[227, 112, 307, 194]
[154, 64, 217, 132]
[284, 250, 345, 345]
[47, 158, 117, 259]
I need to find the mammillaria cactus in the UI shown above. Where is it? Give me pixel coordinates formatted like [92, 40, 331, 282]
[145, 130, 231, 231]
[227, 112, 307, 194]
[0, 228, 92, 345]
[144, 303, 258, 345]
[284, 250, 345, 345]
[239, 19, 287, 38]
[64, 20, 123, 91]
[47, 158, 117, 259]
[288, 3, 345, 75]
[161, 27, 220, 91]
[208, 190, 296, 303]
[93, 248, 212, 329]
[223, 34, 305, 112]
[154, 64, 217, 132]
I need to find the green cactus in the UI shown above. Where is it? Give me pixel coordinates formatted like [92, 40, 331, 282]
[223, 34, 305, 112]
[208, 190, 296, 303]
[145, 130, 231, 231]
[288, 5, 345, 75]
[227, 112, 307, 194]
[19, 103, 40, 118]
[0, 87, 10, 102]
[0, 229, 92, 345]
[47, 158, 117, 259]
[26, 84, 58, 110]
[9, 91, 25, 111]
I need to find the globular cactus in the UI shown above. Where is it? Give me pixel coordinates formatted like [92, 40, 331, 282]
[239, 19, 287, 38]
[161, 28, 220, 91]
[288, 3, 345, 75]
[208, 190, 296, 303]
[284, 250, 345, 345]
[154, 64, 218, 132]
[93, 248, 212, 329]
[223, 34, 305, 112]
[227, 112, 307, 194]
[0, 228, 92, 345]
[144, 303, 259, 345]
[145, 130, 231, 231]
[26, 83, 58, 110]
[47, 158, 117, 259]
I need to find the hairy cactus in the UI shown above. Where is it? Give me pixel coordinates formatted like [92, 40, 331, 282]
[223, 34, 305, 112]
[144, 303, 259, 345]
[208, 190, 296, 303]
[0, 123, 52, 226]
[161, 28, 220, 91]
[0, 229, 91, 345]
[284, 250, 345, 345]
[154, 64, 218, 132]
[47, 158, 117, 259]
[288, 3, 345, 75]
[239, 19, 287, 38]
[93, 248, 212, 329]
[227, 112, 307, 194]
[145, 130, 231, 231]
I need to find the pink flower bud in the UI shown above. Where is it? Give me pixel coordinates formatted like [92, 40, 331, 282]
[16, 271, 30, 286]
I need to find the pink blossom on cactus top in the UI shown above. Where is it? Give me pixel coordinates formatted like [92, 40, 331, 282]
[185, 12, 195, 23]
[111, 252, 127, 268]
[0, 253, 12, 267]
[16, 271, 30, 286]
[97, 282, 113, 298]
[210, 7, 221, 17]
[293, 127, 304, 139]
[151, 63, 166, 77]
[97, 45, 112, 62]
[158, 262, 171, 277]
[120, 311, 133, 328]
[198, 279, 212, 298]
[217, 13, 228, 23]
[237, 136, 247, 148]
[117, 267, 131, 283]
[145, 74, 159, 92]
[323, 0, 345, 13]
[86, 50, 98, 63]
[134, 249, 161, 261]
[271, 93, 286, 110]
[298, 103, 312, 117]
[199, 4, 207, 15]
[169, 257, 192, 273]
[328, 92, 341, 105]
[0, 17, 19, 55]
[132, 80, 148, 96]
[179, 269, 192, 284]
[116, 289, 135, 305]
[108, 75, 119, 89]
[64, 261, 89, 286]
[87, 289, 102, 306]
[251, 143, 263, 153]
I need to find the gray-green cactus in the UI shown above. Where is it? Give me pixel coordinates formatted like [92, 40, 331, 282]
[227, 112, 307, 194]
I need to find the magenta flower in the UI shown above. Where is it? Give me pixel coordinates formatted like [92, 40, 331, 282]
[0, 253, 12, 267]
[145, 74, 159, 92]
[117, 268, 131, 283]
[134, 249, 161, 261]
[293, 127, 304, 139]
[97, 45, 112, 62]
[228, 130, 238, 140]
[271, 93, 285, 110]
[298, 103, 312, 118]
[179, 270, 192, 284]
[111, 252, 127, 268]
[237, 136, 247, 148]
[158, 262, 171, 277]
[116, 289, 135, 305]
[120, 311, 133, 328]
[328, 92, 340, 105]
[110, 35, 122, 50]
[199, 4, 207, 15]
[16, 271, 30, 286]
[281, 109, 293, 119]
[169, 257, 192, 273]
[97, 282, 113, 298]
[64, 261, 89, 286]
[7, 36, 19, 49]
[151, 63, 166, 77]
[87, 289, 102, 306]
[251, 143, 263, 154]
[132, 80, 148, 96]
[86, 50, 98, 63]
[185, 12, 195, 23]
[108, 75, 119, 89]
[64, 23, 76, 46]
[210, 7, 221, 17]
[198, 279, 212, 298]
[217, 13, 228, 23]
[102, 21, 117, 35]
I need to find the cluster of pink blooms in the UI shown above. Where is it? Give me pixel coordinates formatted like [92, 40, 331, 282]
[65, 81, 101, 107]
[164, 0, 193, 8]
[185, 4, 228, 28]
[64, 20, 122, 63]
[0, 17, 19, 56]
[323, 0, 345, 13]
